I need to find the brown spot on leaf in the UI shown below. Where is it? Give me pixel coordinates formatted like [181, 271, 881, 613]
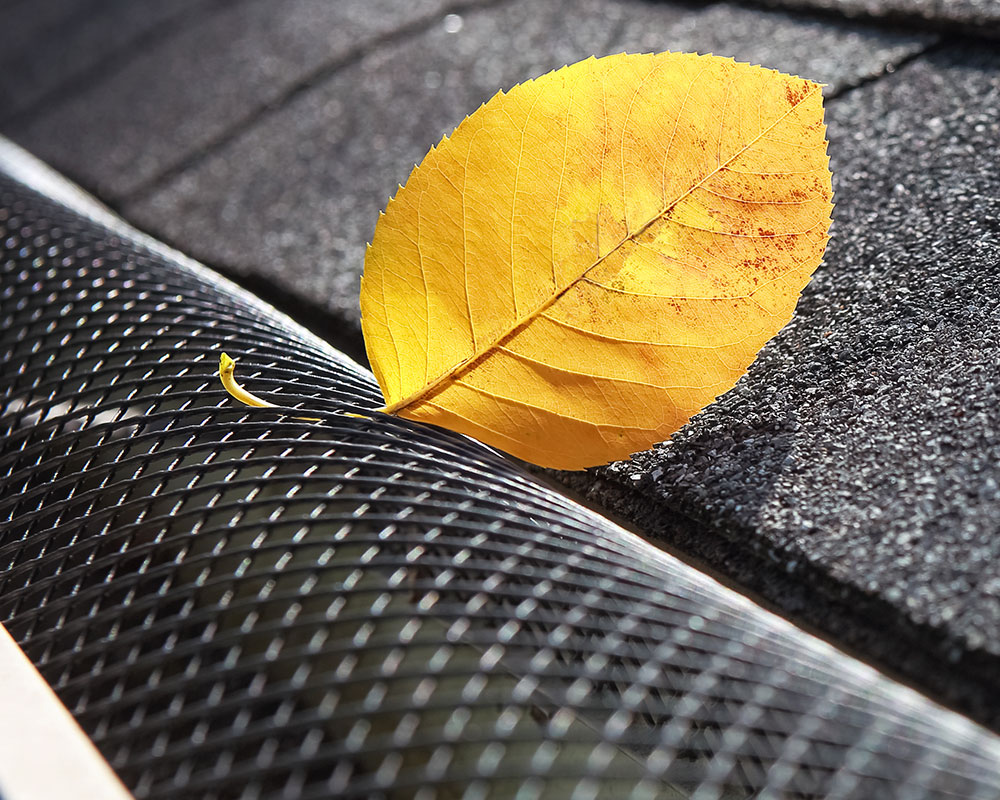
[785, 81, 809, 107]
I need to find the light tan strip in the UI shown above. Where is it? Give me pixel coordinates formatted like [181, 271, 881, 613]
[0, 623, 133, 800]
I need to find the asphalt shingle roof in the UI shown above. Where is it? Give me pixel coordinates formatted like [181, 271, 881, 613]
[761, 0, 1000, 34]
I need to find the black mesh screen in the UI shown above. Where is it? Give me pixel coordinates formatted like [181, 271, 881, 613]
[2, 166, 1000, 799]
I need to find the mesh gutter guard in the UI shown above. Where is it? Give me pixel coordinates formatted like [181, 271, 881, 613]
[1, 141, 999, 799]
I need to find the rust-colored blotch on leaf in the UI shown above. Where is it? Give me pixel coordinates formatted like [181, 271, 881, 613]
[361, 51, 833, 470]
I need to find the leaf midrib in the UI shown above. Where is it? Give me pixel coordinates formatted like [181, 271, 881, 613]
[381, 83, 822, 417]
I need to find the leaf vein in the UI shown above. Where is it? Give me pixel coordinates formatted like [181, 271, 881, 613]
[497, 345, 667, 390]
[538, 311, 764, 349]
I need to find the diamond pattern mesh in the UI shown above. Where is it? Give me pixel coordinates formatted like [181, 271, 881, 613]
[1, 168, 999, 800]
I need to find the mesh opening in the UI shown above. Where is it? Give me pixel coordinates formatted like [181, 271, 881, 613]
[2, 172, 999, 799]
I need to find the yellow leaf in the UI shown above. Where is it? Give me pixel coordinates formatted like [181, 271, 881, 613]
[361, 51, 833, 470]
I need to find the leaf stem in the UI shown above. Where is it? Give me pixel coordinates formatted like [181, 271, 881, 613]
[219, 353, 371, 422]
[218, 352, 330, 422]
[219, 352, 277, 409]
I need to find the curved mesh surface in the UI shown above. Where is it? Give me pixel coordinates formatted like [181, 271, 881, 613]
[2, 164, 1000, 800]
